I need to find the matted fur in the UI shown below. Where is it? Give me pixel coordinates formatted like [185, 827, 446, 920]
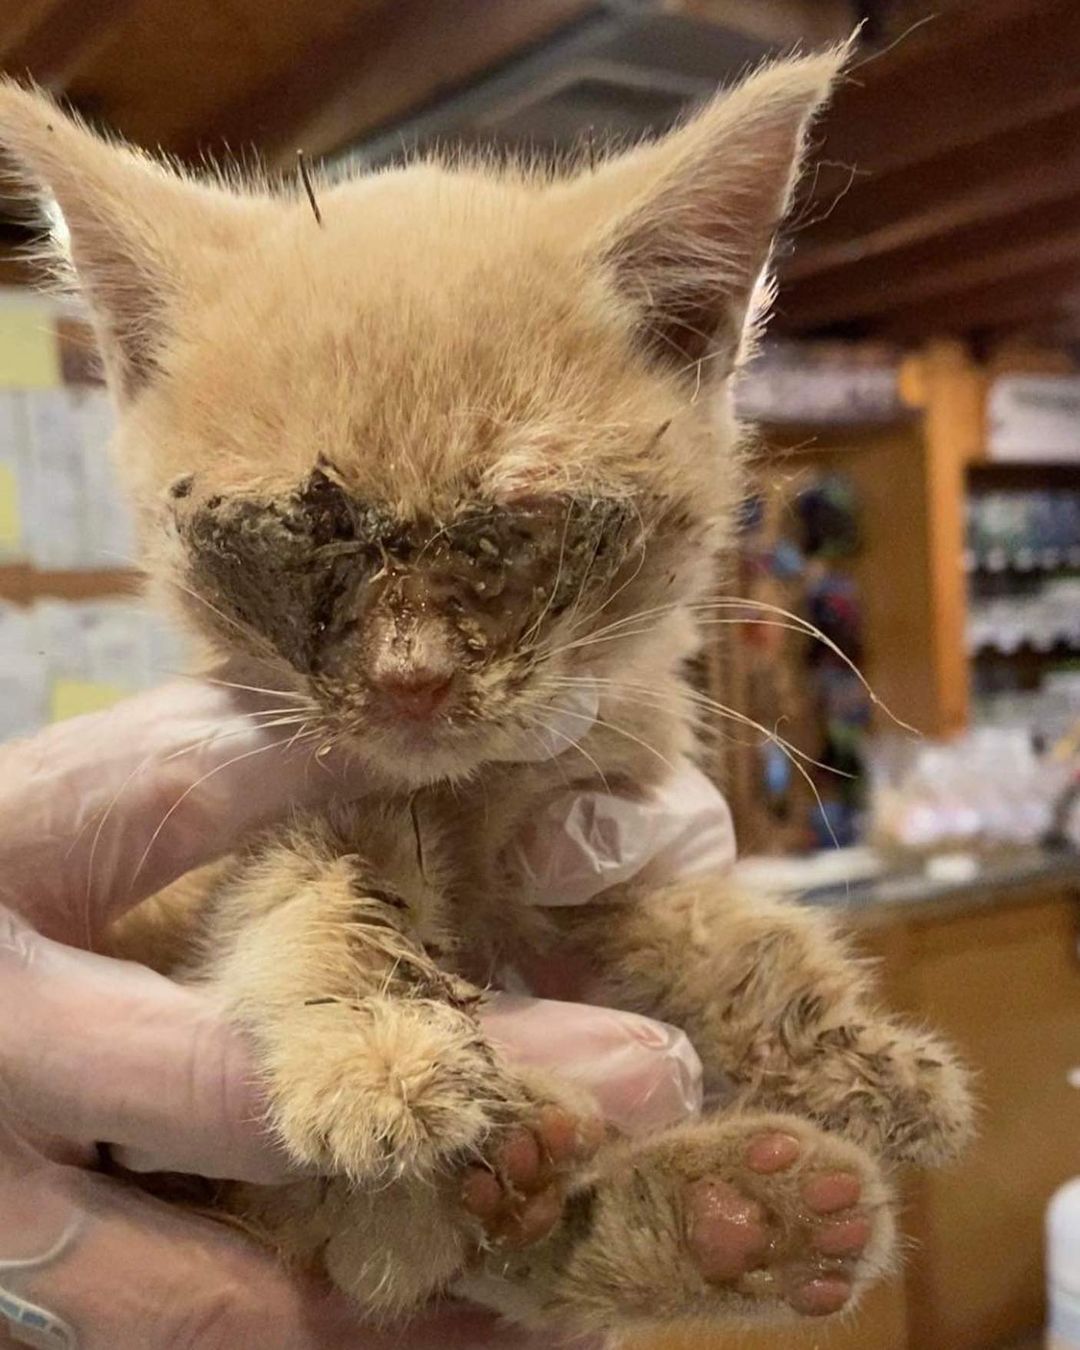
[0, 40, 974, 1336]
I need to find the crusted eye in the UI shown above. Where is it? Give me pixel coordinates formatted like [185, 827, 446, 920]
[298, 467, 356, 546]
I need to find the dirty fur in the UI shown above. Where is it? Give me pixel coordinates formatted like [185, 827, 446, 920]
[0, 39, 973, 1338]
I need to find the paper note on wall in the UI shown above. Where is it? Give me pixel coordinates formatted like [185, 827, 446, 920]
[0, 597, 192, 739]
[24, 388, 88, 569]
[0, 301, 61, 389]
[0, 606, 45, 740]
[50, 677, 127, 722]
[0, 390, 26, 559]
[75, 387, 134, 567]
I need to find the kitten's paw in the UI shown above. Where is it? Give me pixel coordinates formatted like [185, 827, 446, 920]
[264, 996, 509, 1181]
[861, 1020, 976, 1168]
[461, 1105, 606, 1247]
[789, 1016, 977, 1168]
[684, 1126, 884, 1316]
[462, 1113, 895, 1334]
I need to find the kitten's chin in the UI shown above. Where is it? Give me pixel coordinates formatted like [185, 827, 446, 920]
[350, 683, 599, 787]
[361, 725, 491, 786]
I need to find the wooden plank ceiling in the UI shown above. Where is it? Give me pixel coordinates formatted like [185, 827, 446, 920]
[774, 0, 1080, 348]
[1, 0, 1080, 347]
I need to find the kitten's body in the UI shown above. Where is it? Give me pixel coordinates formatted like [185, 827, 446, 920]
[1, 44, 974, 1338]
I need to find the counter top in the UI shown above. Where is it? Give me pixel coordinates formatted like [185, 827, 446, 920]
[801, 848, 1079, 924]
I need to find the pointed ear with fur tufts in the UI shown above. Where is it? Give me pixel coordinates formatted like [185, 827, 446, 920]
[582, 44, 849, 383]
[0, 81, 275, 398]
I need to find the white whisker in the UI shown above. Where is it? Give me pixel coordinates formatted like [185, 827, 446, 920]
[521, 698, 677, 775]
[128, 739, 287, 891]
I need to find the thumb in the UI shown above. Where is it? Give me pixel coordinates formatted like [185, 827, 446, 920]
[479, 994, 703, 1134]
[0, 908, 287, 1182]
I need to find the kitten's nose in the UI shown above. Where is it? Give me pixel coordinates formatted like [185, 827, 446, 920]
[370, 668, 454, 720]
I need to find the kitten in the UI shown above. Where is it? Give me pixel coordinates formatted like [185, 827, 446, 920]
[0, 44, 973, 1338]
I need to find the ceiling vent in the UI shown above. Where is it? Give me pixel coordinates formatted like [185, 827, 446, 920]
[337, 3, 775, 167]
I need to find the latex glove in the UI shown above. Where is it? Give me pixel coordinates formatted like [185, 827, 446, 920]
[0, 680, 712, 1350]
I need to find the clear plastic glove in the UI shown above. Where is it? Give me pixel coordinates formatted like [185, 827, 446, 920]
[0, 680, 724, 1350]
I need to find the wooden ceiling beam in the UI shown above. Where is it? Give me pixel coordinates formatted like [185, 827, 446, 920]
[786, 106, 1080, 284]
[882, 262, 1080, 338]
[782, 194, 1080, 329]
[670, 0, 856, 45]
[0, 0, 61, 62]
[182, 0, 593, 167]
[811, 0, 1080, 194]
[2, 0, 140, 89]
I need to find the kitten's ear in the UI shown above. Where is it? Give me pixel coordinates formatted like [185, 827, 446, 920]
[584, 45, 849, 379]
[0, 80, 271, 397]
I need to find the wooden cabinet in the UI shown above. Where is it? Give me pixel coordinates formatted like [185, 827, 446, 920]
[861, 881, 1080, 1350]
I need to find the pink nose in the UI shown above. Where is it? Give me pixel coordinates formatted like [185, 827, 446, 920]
[370, 670, 454, 721]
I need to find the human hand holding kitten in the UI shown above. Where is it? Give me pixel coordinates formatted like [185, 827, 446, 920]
[0, 681, 704, 1350]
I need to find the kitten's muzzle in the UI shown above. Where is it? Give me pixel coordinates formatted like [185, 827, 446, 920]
[367, 666, 455, 721]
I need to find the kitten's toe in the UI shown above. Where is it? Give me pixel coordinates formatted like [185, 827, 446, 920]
[785, 1274, 855, 1316]
[685, 1178, 769, 1281]
[535, 1105, 607, 1164]
[461, 1111, 604, 1247]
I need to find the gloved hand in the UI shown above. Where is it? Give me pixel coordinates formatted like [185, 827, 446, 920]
[0, 680, 731, 1349]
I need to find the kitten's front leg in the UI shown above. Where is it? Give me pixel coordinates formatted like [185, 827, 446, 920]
[198, 820, 515, 1183]
[196, 816, 606, 1317]
[562, 876, 975, 1168]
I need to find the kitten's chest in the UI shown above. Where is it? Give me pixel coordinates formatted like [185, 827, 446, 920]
[343, 777, 555, 985]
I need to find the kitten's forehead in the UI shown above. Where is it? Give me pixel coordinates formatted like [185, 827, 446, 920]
[124, 160, 730, 525]
[146, 198, 675, 511]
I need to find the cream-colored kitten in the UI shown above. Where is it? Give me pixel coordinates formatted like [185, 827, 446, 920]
[0, 45, 973, 1338]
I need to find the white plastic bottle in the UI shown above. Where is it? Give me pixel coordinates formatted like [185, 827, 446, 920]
[1049, 1179, 1080, 1349]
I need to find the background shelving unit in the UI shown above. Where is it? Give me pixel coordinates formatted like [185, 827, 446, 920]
[707, 340, 986, 851]
[965, 459, 1080, 742]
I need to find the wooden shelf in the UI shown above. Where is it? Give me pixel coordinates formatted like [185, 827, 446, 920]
[969, 460, 1080, 488]
[0, 565, 141, 605]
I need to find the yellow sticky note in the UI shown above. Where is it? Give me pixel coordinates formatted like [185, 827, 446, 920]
[50, 678, 127, 722]
[0, 304, 61, 389]
[0, 462, 20, 553]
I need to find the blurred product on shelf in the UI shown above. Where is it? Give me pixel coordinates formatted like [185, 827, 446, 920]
[966, 489, 1080, 572]
[975, 670, 1080, 748]
[988, 374, 1080, 462]
[735, 339, 907, 426]
[797, 473, 861, 559]
[0, 382, 132, 571]
[967, 580, 1080, 655]
[965, 473, 1080, 754]
[0, 292, 177, 741]
[868, 726, 1080, 852]
[1048, 1178, 1080, 1350]
[0, 290, 134, 572]
[723, 469, 871, 852]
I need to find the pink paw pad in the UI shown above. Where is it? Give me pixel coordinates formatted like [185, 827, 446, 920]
[686, 1134, 874, 1320]
[461, 1109, 603, 1248]
[687, 1179, 769, 1282]
[788, 1275, 854, 1317]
